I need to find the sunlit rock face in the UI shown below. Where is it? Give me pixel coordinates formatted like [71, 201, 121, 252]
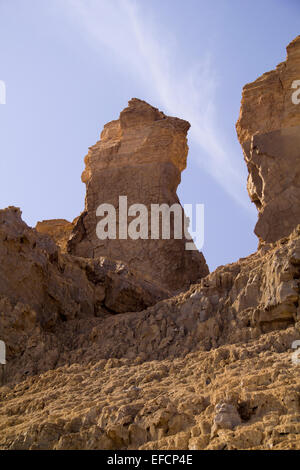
[67, 98, 209, 291]
[2, 38, 300, 451]
[2, 209, 300, 450]
[236, 35, 300, 244]
[36, 219, 74, 252]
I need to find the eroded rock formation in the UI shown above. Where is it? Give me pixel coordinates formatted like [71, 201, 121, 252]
[67, 98, 208, 291]
[36, 219, 74, 253]
[1, 36, 300, 451]
[0, 207, 170, 384]
[237, 35, 300, 244]
[1, 207, 300, 449]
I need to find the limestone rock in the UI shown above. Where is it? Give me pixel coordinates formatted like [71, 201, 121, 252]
[67, 98, 209, 291]
[236, 35, 300, 244]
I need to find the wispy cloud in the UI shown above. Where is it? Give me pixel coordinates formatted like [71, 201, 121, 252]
[60, 0, 249, 208]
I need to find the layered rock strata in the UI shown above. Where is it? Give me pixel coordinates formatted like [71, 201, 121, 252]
[0, 207, 170, 384]
[67, 98, 208, 291]
[236, 35, 300, 244]
[1, 36, 300, 451]
[0, 212, 300, 449]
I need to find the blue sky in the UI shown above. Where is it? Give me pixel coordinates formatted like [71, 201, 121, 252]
[0, 0, 299, 271]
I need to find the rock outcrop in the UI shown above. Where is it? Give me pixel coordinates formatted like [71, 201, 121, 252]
[0, 207, 170, 384]
[237, 35, 300, 244]
[67, 98, 208, 291]
[36, 219, 74, 252]
[1, 207, 300, 449]
[1, 36, 300, 451]
[1, 329, 300, 450]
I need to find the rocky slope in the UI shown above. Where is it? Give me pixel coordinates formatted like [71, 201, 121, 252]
[1, 207, 300, 449]
[0, 207, 170, 384]
[1, 36, 300, 451]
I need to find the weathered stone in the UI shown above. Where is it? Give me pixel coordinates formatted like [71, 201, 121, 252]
[36, 219, 74, 252]
[211, 402, 242, 435]
[0, 207, 169, 383]
[236, 35, 300, 244]
[67, 98, 208, 291]
[2, 36, 300, 451]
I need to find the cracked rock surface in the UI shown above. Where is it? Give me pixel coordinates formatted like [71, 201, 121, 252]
[1, 36, 300, 450]
[236, 35, 300, 244]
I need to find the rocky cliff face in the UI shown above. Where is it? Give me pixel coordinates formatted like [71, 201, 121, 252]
[0, 207, 170, 383]
[67, 98, 208, 291]
[1, 36, 300, 451]
[236, 35, 300, 244]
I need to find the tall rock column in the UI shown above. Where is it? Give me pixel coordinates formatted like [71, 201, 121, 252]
[68, 99, 208, 291]
[236, 35, 300, 244]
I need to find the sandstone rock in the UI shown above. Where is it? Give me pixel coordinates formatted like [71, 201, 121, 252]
[0, 207, 169, 383]
[36, 219, 74, 252]
[1, 333, 299, 450]
[236, 35, 300, 244]
[67, 98, 208, 291]
[2, 208, 300, 381]
[2, 36, 300, 451]
[1, 207, 300, 449]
